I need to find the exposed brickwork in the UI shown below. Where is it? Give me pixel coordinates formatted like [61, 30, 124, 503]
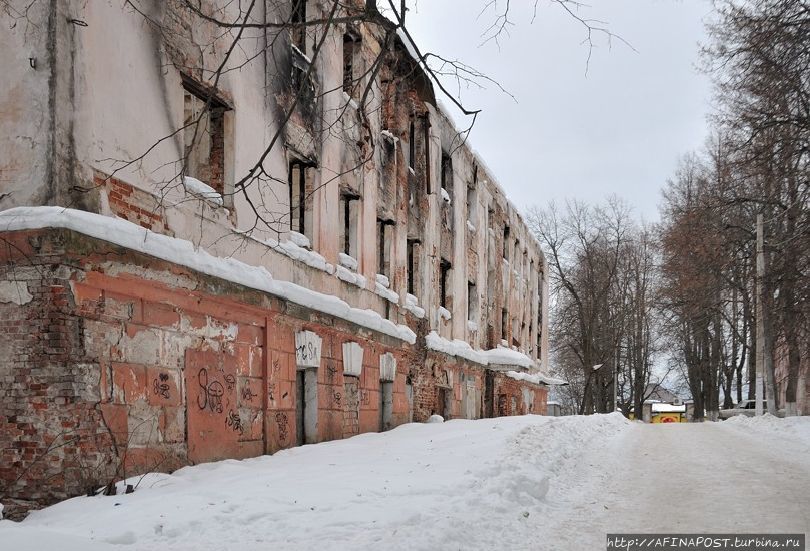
[0, 228, 549, 519]
[95, 171, 171, 234]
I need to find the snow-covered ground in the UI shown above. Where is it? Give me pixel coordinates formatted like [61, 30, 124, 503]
[2, 414, 809, 551]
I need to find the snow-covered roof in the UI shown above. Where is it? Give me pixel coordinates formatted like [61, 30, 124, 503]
[0, 207, 416, 344]
[651, 403, 686, 413]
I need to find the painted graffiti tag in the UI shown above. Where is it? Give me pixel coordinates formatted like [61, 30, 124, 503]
[267, 383, 276, 402]
[225, 409, 244, 435]
[332, 390, 342, 407]
[275, 411, 289, 444]
[295, 342, 317, 362]
[224, 374, 236, 391]
[153, 373, 170, 399]
[241, 385, 257, 402]
[197, 368, 224, 413]
[272, 358, 281, 376]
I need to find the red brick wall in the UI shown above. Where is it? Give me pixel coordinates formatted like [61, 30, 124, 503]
[0, 228, 549, 518]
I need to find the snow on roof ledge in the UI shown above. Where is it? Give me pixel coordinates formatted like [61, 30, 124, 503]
[425, 330, 540, 370]
[505, 370, 568, 386]
[0, 207, 416, 344]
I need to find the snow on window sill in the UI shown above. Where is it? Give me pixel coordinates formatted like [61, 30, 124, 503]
[336, 264, 367, 290]
[288, 231, 311, 250]
[438, 306, 452, 321]
[374, 281, 399, 303]
[183, 176, 223, 207]
[338, 252, 358, 271]
[403, 293, 425, 319]
[440, 188, 451, 204]
[2, 206, 417, 344]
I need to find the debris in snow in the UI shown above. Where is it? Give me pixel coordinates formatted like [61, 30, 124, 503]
[425, 331, 537, 369]
[0, 207, 416, 344]
[403, 293, 425, 319]
[427, 414, 444, 423]
[338, 252, 358, 271]
[438, 306, 452, 321]
[288, 231, 311, 249]
[375, 273, 390, 288]
[504, 370, 567, 386]
[440, 188, 451, 204]
[183, 176, 223, 206]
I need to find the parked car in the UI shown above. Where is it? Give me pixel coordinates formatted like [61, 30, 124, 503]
[719, 399, 767, 419]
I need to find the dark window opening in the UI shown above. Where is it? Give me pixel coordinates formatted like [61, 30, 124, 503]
[380, 381, 393, 431]
[423, 116, 431, 194]
[408, 118, 416, 170]
[440, 259, 452, 309]
[288, 160, 309, 237]
[343, 33, 360, 99]
[503, 226, 510, 260]
[182, 77, 230, 196]
[441, 151, 453, 200]
[407, 239, 420, 295]
[515, 321, 525, 348]
[501, 308, 508, 341]
[467, 182, 477, 224]
[467, 281, 477, 322]
[340, 193, 359, 256]
[291, 0, 307, 51]
[377, 219, 394, 277]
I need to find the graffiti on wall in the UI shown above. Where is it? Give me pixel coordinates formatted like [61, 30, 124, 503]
[152, 373, 170, 400]
[197, 368, 224, 413]
[275, 411, 289, 444]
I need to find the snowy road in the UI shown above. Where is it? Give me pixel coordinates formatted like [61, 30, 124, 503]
[602, 422, 810, 534]
[1, 414, 808, 551]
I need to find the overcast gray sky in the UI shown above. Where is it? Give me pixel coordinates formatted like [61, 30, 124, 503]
[408, 0, 715, 222]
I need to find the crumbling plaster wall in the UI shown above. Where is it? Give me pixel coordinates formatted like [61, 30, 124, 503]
[0, 0, 549, 367]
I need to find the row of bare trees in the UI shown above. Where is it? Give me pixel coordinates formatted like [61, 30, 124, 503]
[659, 0, 808, 419]
[533, 0, 807, 419]
[529, 200, 665, 416]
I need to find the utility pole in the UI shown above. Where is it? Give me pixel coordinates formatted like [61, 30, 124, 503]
[755, 214, 764, 417]
[755, 214, 778, 416]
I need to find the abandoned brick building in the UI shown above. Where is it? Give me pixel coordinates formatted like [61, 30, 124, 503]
[0, 0, 559, 516]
